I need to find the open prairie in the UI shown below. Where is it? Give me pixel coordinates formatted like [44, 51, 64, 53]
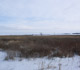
[0, 35, 80, 58]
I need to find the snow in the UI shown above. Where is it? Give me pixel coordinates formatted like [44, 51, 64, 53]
[0, 51, 7, 61]
[0, 51, 80, 70]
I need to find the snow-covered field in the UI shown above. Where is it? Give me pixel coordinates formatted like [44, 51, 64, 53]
[0, 51, 80, 70]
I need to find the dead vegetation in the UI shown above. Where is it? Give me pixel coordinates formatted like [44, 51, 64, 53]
[0, 35, 80, 58]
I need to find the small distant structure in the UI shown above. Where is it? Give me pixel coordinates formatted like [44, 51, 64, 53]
[64, 33, 71, 35]
[72, 33, 80, 35]
[40, 33, 43, 36]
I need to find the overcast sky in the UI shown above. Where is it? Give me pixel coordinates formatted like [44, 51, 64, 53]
[0, 0, 80, 35]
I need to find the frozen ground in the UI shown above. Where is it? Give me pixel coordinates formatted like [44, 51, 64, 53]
[0, 51, 80, 70]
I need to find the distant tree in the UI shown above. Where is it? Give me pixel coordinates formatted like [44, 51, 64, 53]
[40, 33, 43, 36]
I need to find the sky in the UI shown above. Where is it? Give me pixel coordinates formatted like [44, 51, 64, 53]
[0, 0, 80, 35]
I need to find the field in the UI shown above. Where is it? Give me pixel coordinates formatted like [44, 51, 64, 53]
[0, 51, 80, 70]
[0, 35, 80, 70]
[0, 35, 80, 58]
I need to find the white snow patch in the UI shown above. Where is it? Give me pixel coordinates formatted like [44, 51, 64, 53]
[0, 51, 7, 61]
[0, 51, 80, 70]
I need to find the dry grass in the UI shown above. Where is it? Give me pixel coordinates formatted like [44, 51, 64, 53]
[0, 35, 80, 58]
